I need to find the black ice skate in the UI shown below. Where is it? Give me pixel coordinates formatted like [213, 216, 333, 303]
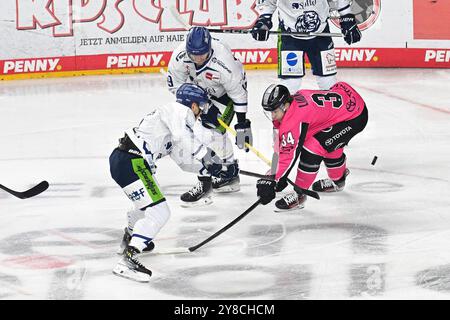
[112, 246, 152, 283]
[117, 227, 155, 255]
[212, 175, 240, 193]
[180, 176, 212, 207]
[274, 192, 307, 212]
[312, 169, 350, 193]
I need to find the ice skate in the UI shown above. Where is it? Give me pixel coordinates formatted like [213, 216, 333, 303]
[274, 192, 306, 212]
[212, 175, 240, 193]
[312, 169, 350, 193]
[180, 176, 213, 207]
[113, 246, 152, 283]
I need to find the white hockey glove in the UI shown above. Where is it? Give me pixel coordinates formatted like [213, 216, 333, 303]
[234, 119, 253, 152]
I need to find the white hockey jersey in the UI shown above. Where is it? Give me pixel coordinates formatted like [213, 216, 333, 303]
[167, 38, 248, 113]
[256, 0, 352, 39]
[125, 102, 207, 168]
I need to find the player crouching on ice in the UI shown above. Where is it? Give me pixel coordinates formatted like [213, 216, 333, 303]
[109, 83, 232, 282]
[256, 82, 368, 211]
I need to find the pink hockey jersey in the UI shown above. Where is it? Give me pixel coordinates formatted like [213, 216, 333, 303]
[274, 82, 366, 181]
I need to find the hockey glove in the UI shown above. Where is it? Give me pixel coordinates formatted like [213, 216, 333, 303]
[339, 14, 361, 45]
[251, 15, 273, 41]
[234, 119, 253, 152]
[275, 177, 288, 192]
[201, 148, 223, 177]
[256, 178, 276, 205]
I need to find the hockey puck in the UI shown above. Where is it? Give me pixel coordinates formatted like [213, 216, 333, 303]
[371, 156, 378, 165]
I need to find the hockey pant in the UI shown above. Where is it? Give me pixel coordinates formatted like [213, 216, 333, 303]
[278, 25, 338, 93]
[109, 149, 170, 252]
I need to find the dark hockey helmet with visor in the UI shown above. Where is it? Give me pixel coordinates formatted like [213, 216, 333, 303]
[176, 83, 211, 112]
[186, 27, 212, 62]
[261, 84, 291, 112]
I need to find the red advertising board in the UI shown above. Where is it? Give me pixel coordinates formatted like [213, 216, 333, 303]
[1, 48, 449, 79]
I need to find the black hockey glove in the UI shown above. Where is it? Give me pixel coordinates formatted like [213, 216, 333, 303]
[256, 178, 276, 205]
[251, 15, 273, 41]
[275, 177, 288, 192]
[201, 148, 223, 177]
[234, 119, 253, 152]
[339, 14, 361, 45]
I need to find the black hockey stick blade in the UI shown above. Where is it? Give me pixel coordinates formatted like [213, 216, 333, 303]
[239, 170, 320, 200]
[0, 181, 49, 199]
[188, 198, 262, 252]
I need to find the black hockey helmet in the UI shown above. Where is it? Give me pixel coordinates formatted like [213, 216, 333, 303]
[261, 84, 291, 112]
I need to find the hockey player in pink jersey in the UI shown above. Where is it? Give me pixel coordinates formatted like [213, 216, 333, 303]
[256, 82, 368, 211]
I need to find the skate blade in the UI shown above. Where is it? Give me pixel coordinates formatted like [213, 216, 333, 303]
[212, 185, 240, 193]
[112, 266, 151, 283]
[274, 204, 305, 212]
[180, 196, 213, 208]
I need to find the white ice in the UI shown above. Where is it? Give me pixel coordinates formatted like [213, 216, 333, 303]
[0, 68, 449, 299]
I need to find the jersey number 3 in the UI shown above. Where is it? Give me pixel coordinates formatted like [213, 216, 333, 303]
[312, 93, 343, 109]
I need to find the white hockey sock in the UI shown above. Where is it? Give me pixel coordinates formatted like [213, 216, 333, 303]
[280, 78, 303, 95]
[129, 201, 171, 252]
[316, 75, 337, 90]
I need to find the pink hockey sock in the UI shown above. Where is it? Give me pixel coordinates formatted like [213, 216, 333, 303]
[326, 164, 347, 181]
[295, 168, 318, 190]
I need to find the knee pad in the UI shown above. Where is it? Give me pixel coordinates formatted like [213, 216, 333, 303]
[316, 75, 337, 90]
[324, 153, 346, 168]
[280, 78, 303, 95]
[298, 148, 323, 173]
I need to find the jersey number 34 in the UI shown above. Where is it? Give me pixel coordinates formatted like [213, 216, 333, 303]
[281, 132, 295, 147]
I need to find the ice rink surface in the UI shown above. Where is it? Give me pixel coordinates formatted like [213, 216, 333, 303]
[0, 68, 449, 299]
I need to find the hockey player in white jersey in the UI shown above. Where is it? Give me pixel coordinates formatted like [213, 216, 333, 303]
[109, 83, 229, 282]
[251, 0, 361, 93]
[167, 27, 252, 205]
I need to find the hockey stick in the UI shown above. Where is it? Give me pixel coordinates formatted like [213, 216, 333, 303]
[151, 198, 262, 254]
[168, 6, 341, 38]
[189, 198, 262, 252]
[207, 29, 342, 38]
[0, 181, 49, 199]
[217, 118, 320, 200]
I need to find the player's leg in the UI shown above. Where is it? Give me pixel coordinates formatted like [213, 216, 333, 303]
[306, 28, 338, 90]
[311, 106, 369, 192]
[275, 143, 323, 212]
[312, 149, 350, 192]
[109, 149, 168, 282]
[199, 99, 241, 193]
[278, 34, 305, 94]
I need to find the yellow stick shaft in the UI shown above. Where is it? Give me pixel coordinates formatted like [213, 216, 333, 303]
[217, 118, 272, 166]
